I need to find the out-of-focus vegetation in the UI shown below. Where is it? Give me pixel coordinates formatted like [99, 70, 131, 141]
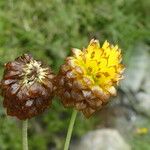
[0, 0, 149, 150]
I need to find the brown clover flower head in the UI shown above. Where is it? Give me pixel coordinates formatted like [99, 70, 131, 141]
[0, 54, 55, 120]
[56, 39, 125, 118]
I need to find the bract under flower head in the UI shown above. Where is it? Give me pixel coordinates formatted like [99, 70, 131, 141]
[56, 39, 125, 117]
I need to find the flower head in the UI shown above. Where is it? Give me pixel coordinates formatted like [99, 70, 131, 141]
[56, 39, 124, 117]
[0, 54, 55, 120]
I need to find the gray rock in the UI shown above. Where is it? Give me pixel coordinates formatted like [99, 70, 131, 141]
[71, 129, 131, 150]
[121, 43, 149, 92]
[136, 92, 150, 117]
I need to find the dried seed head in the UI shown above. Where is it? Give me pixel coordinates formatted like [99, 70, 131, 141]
[0, 54, 55, 120]
[56, 39, 125, 118]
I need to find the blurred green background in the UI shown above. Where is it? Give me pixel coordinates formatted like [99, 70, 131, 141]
[0, 0, 149, 150]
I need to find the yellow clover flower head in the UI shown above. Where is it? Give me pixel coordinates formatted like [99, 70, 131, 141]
[56, 39, 125, 117]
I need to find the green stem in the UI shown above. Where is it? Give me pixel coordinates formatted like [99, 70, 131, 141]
[64, 110, 78, 150]
[22, 120, 28, 150]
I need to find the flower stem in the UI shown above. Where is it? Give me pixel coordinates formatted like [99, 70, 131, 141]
[64, 110, 78, 150]
[22, 120, 28, 150]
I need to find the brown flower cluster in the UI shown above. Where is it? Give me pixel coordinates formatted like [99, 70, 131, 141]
[0, 54, 55, 120]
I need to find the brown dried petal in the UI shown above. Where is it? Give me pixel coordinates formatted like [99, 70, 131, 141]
[5, 61, 24, 71]
[3, 79, 17, 86]
[66, 71, 76, 79]
[92, 86, 110, 101]
[4, 70, 21, 79]
[86, 98, 102, 109]
[83, 107, 96, 118]
[75, 102, 87, 110]
[73, 80, 87, 90]
[9, 83, 20, 95]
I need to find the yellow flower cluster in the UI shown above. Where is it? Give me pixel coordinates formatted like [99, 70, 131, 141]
[56, 39, 125, 117]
